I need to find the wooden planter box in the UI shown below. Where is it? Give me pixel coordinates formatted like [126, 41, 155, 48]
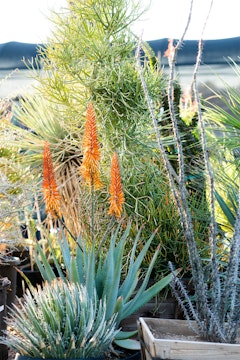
[138, 318, 240, 360]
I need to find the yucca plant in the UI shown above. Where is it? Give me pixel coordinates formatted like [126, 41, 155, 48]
[1, 279, 119, 358]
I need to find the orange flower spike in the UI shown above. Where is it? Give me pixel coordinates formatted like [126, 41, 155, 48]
[42, 141, 61, 217]
[80, 102, 102, 189]
[108, 152, 124, 218]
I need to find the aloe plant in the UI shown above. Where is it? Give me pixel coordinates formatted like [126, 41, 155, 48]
[36, 221, 176, 349]
[1, 279, 118, 358]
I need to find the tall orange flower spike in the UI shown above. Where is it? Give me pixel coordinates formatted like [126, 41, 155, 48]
[42, 141, 61, 218]
[108, 152, 124, 218]
[80, 102, 102, 189]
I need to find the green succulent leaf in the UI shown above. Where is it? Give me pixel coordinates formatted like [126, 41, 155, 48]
[36, 221, 172, 348]
[114, 338, 140, 350]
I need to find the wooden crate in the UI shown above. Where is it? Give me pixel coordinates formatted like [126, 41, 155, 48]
[138, 317, 240, 360]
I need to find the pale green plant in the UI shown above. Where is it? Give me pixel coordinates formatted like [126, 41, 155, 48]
[1, 279, 119, 358]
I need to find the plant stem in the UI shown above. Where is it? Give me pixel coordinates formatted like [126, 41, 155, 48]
[91, 183, 95, 245]
[97, 216, 116, 255]
[57, 215, 83, 252]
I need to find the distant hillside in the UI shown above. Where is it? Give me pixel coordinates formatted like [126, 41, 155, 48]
[0, 37, 240, 70]
[148, 37, 240, 66]
[0, 42, 44, 70]
[0, 38, 240, 98]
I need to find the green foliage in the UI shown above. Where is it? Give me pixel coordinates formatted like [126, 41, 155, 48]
[205, 61, 240, 168]
[204, 61, 240, 236]
[0, 0, 209, 291]
[36, 222, 176, 348]
[121, 155, 186, 276]
[2, 0, 207, 282]
[1, 279, 118, 358]
[215, 189, 236, 232]
[212, 161, 239, 237]
[0, 0, 187, 277]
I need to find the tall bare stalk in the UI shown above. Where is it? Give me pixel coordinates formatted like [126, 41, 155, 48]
[137, 0, 240, 343]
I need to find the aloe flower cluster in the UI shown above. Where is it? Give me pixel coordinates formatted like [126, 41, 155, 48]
[42, 102, 124, 223]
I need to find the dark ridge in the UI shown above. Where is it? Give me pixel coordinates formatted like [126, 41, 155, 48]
[147, 37, 240, 66]
[0, 37, 240, 70]
[0, 41, 45, 70]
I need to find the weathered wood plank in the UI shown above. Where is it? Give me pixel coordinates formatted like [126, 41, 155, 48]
[138, 317, 240, 360]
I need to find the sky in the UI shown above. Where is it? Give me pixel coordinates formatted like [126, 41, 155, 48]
[0, 0, 239, 44]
